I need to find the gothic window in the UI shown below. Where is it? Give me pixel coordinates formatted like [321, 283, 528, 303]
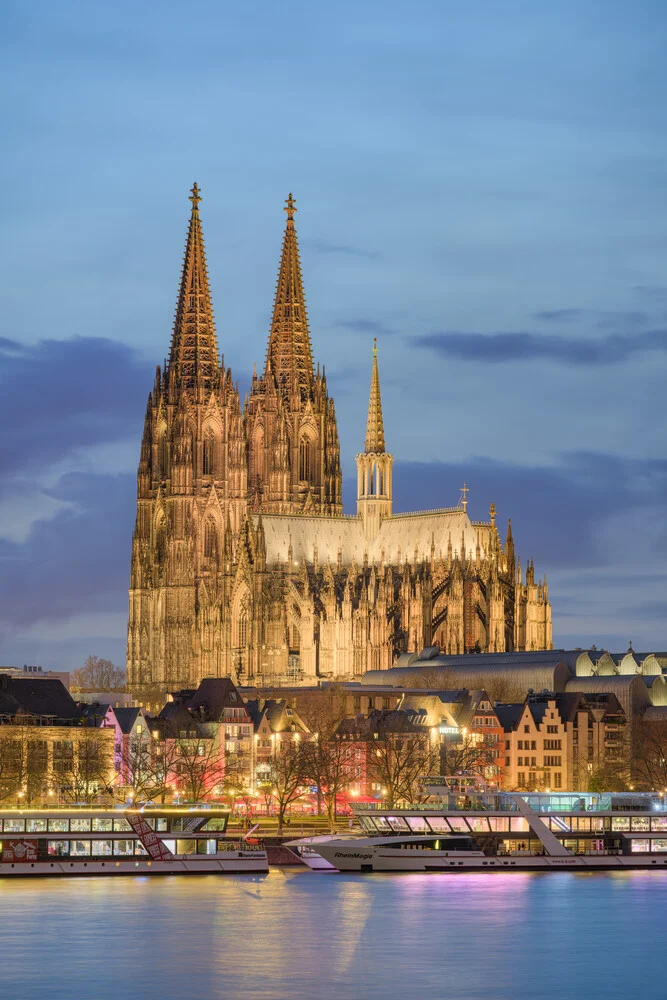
[202, 430, 215, 476]
[254, 428, 265, 480]
[233, 592, 251, 650]
[204, 519, 217, 559]
[155, 517, 167, 562]
[290, 623, 300, 652]
[158, 428, 168, 477]
[299, 435, 312, 482]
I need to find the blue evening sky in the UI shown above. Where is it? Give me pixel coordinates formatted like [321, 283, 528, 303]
[1, 0, 666, 669]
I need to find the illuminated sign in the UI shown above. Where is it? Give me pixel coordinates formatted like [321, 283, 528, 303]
[438, 725, 460, 735]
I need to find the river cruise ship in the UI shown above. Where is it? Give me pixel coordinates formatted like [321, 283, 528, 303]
[0, 806, 268, 876]
[287, 779, 667, 873]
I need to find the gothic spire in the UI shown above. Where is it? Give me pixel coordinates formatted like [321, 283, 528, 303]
[364, 338, 386, 453]
[265, 193, 314, 398]
[168, 183, 219, 391]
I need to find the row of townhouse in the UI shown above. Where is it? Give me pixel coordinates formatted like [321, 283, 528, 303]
[0, 673, 310, 803]
[496, 691, 627, 791]
[331, 688, 629, 796]
[90, 677, 311, 797]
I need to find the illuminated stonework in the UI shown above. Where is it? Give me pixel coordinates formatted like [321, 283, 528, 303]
[127, 188, 552, 691]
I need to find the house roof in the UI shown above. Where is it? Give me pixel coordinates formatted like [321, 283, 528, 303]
[0, 675, 80, 721]
[335, 708, 430, 739]
[494, 704, 525, 732]
[78, 702, 110, 724]
[111, 707, 143, 734]
[245, 699, 309, 735]
[185, 677, 247, 721]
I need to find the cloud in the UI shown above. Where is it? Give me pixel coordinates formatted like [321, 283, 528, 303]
[0, 470, 136, 634]
[533, 309, 584, 323]
[0, 336, 152, 486]
[412, 329, 667, 365]
[304, 240, 380, 259]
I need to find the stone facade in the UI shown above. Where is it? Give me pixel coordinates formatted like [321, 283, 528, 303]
[127, 186, 552, 692]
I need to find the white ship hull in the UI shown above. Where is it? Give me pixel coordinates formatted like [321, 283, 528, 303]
[284, 835, 354, 870]
[0, 851, 269, 877]
[313, 840, 667, 873]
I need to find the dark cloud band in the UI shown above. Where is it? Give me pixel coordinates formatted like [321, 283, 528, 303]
[413, 329, 667, 365]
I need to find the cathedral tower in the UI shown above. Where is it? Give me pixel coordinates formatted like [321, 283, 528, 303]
[246, 195, 342, 515]
[127, 184, 247, 691]
[356, 340, 393, 538]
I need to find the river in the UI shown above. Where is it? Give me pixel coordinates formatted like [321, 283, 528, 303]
[2, 869, 663, 999]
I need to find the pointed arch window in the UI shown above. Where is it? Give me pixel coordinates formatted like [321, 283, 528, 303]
[254, 428, 265, 481]
[239, 614, 248, 648]
[299, 434, 313, 483]
[202, 429, 215, 476]
[158, 428, 168, 477]
[155, 517, 167, 562]
[204, 519, 217, 559]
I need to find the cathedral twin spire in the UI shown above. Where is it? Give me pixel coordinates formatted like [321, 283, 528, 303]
[169, 185, 316, 400]
[265, 193, 315, 398]
[168, 183, 220, 391]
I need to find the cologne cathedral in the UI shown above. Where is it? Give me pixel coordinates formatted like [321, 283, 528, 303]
[127, 186, 552, 691]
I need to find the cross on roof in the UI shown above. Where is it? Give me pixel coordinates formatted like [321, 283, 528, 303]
[285, 193, 297, 220]
[460, 482, 469, 512]
[189, 182, 201, 210]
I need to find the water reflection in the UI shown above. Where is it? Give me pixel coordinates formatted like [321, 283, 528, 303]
[1, 870, 666, 1000]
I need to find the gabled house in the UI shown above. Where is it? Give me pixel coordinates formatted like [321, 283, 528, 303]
[100, 706, 150, 786]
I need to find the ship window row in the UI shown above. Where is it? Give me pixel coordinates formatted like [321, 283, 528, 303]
[0, 816, 227, 834]
[358, 814, 667, 835]
[45, 840, 149, 857]
[359, 815, 533, 834]
[3, 838, 228, 859]
[0, 818, 138, 833]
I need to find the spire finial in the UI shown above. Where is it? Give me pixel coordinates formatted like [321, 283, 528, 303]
[285, 193, 297, 221]
[189, 182, 201, 210]
[489, 501, 496, 526]
[460, 482, 469, 512]
[373, 336, 378, 358]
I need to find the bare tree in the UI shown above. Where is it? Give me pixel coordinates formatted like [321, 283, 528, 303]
[482, 677, 525, 704]
[406, 668, 458, 691]
[171, 735, 225, 802]
[71, 655, 126, 693]
[146, 731, 182, 804]
[291, 686, 347, 739]
[262, 740, 308, 834]
[115, 734, 155, 800]
[0, 725, 49, 804]
[440, 732, 499, 777]
[630, 722, 667, 791]
[367, 732, 441, 807]
[62, 731, 115, 803]
[301, 735, 359, 829]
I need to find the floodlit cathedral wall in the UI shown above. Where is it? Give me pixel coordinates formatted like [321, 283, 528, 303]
[127, 186, 552, 692]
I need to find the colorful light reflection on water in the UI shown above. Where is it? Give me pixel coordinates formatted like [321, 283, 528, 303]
[1, 869, 665, 1000]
